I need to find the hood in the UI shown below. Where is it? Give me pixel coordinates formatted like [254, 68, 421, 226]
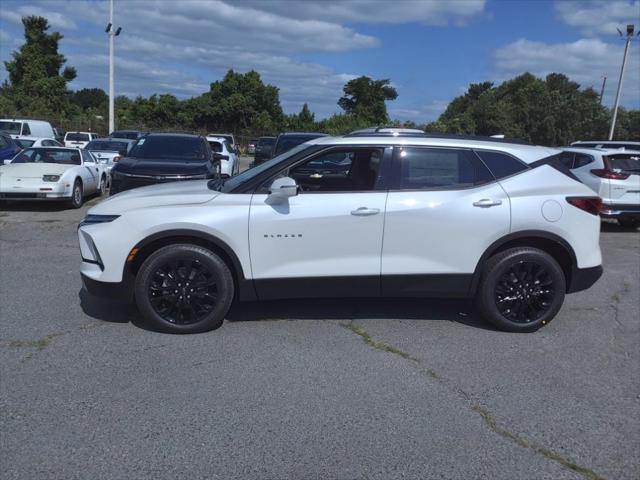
[114, 156, 210, 176]
[0, 162, 74, 178]
[89, 179, 219, 215]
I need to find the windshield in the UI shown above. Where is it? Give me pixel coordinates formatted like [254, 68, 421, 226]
[0, 121, 22, 134]
[128, 135, 206, 160]
[15, 139, 35, 148]
[86, 140, 130, 152]
[11, 148, 81, 165]
[66, 133, 90, 141]
[217, 143, 313, 192]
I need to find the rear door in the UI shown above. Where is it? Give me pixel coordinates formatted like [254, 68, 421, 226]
[381, 146, 510, 297]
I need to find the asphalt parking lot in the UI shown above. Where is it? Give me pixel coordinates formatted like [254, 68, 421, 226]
[1, 166, 638, 480]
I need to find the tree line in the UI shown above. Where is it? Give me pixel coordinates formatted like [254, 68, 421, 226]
[1, 15, 637, 145]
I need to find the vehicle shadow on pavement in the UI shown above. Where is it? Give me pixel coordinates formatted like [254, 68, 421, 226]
[226, 297, 496, 331]
[79, 289, 495, 331]
[600, 221, 639, 233]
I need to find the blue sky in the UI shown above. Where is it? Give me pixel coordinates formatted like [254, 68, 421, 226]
[0, 0, 639, 122]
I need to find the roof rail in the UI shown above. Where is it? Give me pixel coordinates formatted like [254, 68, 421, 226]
[344, 130, 531, 145]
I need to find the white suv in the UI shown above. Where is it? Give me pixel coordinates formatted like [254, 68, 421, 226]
[205, 135, 239, 177]
[560, 147, 640, 228]
[78, 133, 603, 333]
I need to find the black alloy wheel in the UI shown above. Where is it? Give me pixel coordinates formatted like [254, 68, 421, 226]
[135, 244, 234, 333]
[476, 247, 566, 332]
[494, 261, 555, 324]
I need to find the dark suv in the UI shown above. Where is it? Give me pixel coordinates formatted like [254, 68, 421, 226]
[272, 132, 328, 158]
[110, 133, 220, 194]
[253, 136, 276, 164]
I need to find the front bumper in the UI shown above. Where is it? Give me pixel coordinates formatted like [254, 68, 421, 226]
[567, 265, 603, 293]
[600, 204, 640, 220]
[81, 271, 135, 303]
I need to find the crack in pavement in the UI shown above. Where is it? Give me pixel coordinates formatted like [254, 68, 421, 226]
[339, 320, 608, 480]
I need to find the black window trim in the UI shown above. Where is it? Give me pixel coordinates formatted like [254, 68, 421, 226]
[387, 145, 500, 192]
[254, 144, 393, 195]
[472, 147, 531, 183]
[572, 152, 596, 169]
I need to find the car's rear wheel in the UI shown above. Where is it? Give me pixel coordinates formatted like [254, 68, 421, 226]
[70, 180, 83, 208]
[134, 244, 234, 333]
[618, 218, 639, 229]
[476, 247, 565, 332]
[99, 175, 107, 196]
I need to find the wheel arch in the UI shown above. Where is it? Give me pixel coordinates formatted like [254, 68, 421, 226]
[127, 229, 257, 301]
[470, 230, 577, 295]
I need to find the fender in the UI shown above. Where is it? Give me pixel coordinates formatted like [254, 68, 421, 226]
[469, 230, 577, 295]
[128, 228, 257, 301]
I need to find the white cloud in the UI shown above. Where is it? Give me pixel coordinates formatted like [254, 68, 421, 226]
[494, 38, 640, 106]
[241, 0, 487, 26]
[0, 5, 76, 30]
[555, 0, 640, 36]
[389, 100, 450, 122]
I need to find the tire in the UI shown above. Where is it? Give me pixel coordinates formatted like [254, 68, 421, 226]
[475, 247, 566, 333]
[618, 218, 640, 229]
[70, 180, 83, 208]
[134, 244, 235, 333]
[99, 175, 107, 196]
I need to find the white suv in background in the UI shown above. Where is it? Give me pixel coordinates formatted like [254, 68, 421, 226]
[78, 133, 603, 334]
[560, 147, 640, 228]
[206, 135, 239, 177]
[64, 131, 99, 148]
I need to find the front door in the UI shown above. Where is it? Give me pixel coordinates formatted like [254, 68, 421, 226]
[249, 146, 390, 299]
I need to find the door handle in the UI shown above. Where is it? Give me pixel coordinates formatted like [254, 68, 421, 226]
[473, 198, 502, 207]
[351, 207, 380, 216]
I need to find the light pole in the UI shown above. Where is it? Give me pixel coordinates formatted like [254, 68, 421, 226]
[609, 24, 637, 140]
[105, 0, 122, 134]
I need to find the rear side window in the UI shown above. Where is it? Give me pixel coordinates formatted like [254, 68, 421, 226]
[397, 147, 492, 190]
[574, 153, 594, 168]
[475, 150, 528, 179]
[559, 152, 575, 169]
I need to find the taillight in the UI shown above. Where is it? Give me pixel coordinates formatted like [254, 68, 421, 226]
[566, 196, 602, 216]
[112, 156, 121, 162]
[590, 168, 630, 180]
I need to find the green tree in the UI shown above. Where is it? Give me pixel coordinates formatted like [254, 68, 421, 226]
[337, 76, 398, 124]
[72, 88, 108, 111]
[2, 16, 77, 117]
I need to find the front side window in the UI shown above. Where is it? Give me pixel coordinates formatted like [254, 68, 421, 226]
[81, 150, 95, 163]
[289, 148, 384, 192]
[0, 121, 21, 134]
[208, 141, 223, 153]
[398, 147, 491, 190]
[22, 123, 31, 135]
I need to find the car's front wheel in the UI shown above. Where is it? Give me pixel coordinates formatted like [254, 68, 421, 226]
[476, 247, 566, 332]
[134, 244, 235, 333]
[70, 180, 83, 208]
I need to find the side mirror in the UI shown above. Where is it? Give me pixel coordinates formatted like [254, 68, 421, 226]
[268, 176, 298, 201]
[3, 159, 12, 165]
[212, 153, 229, 161]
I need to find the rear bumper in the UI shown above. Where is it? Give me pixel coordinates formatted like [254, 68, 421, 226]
[567, 265, 603, 293]
[81, 271, 134, 303]
[600, 204, 640, 219]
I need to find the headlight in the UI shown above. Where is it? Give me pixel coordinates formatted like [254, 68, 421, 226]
[42, 175, 61, 182]
[79, 214, 120, 228]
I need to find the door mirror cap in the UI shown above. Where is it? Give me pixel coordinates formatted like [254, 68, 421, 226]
[268, 176, 299, 201]
[3, 159, 12, 165]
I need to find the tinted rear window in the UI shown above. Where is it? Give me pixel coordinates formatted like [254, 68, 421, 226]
[66, 133, 90, 141]
[111, 131, 139, 139]
[128, 136, 206, 160]
[86, 140, 130, 152]
[606, 154, 640, 172]
[475, 150, 528, 179]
